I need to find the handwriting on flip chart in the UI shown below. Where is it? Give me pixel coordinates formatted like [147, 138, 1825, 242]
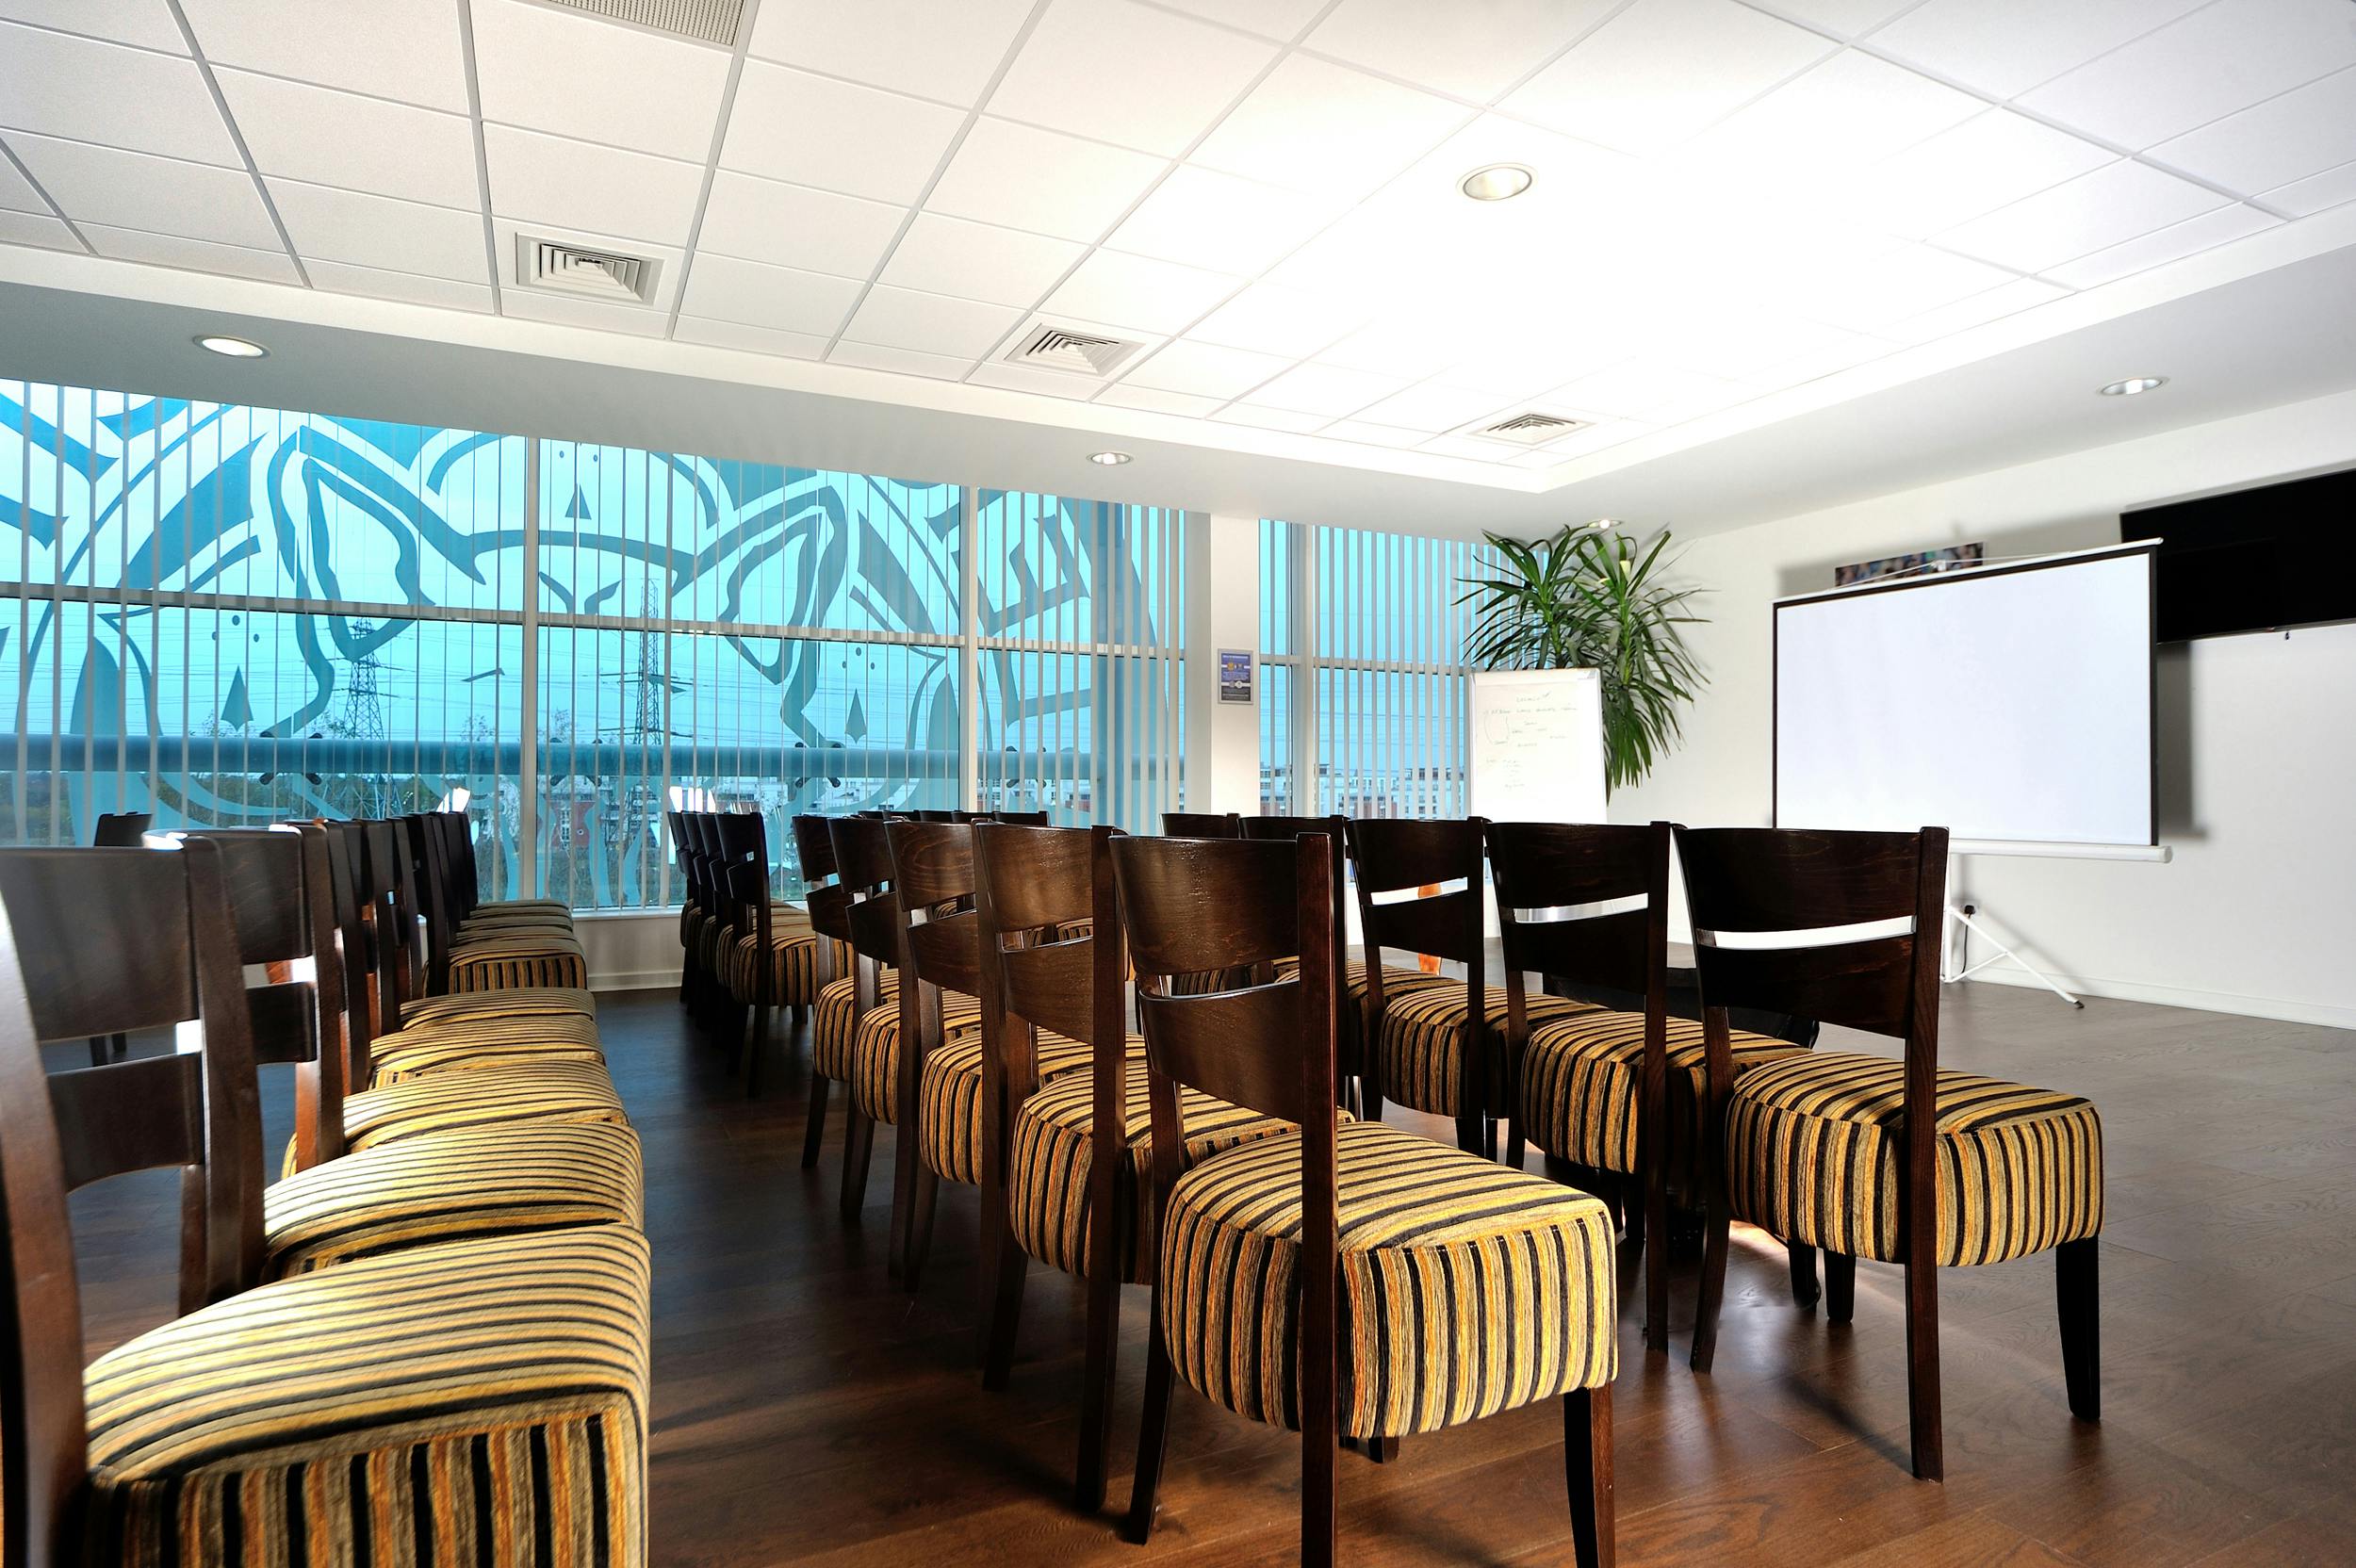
[1470, 668, 1606, 825]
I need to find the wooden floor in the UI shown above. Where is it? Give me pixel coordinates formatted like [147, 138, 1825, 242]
[71, 981, 2356, 1565]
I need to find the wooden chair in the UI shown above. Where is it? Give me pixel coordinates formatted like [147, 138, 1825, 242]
[823, 815, 909, 1220]
[1676, 825, 2102, 1479]
[1112, 831, 1618, 1565]
[1349, 816, 1594, 1154]
[86, 811, 155, 1063]
[1161, 810, 1240, 838]
[412, 813, 588, 995]
[728, 815, 831, 1097]
[1243, 814, 1366, 1109]
[0, 840, 651, 1566]
[799, 814, 858, 1147]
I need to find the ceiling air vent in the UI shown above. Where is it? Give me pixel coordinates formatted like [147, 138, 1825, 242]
[515, 236, 661, 305]
[1005, 324, 1141, 378]
[1475, 411, 1589, 446]
[535, 0, 746, 46]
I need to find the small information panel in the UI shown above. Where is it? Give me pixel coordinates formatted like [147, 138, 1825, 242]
[1218, 648, 1252, 704]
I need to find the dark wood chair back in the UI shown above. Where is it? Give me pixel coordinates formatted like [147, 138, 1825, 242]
[798, 815, 851, 948]
[364, 818, 427, 1007]
[1487, 820, 1671, 1006]
[90, 810, 153, 848]
[1346, 817, 1485, 1071]
[830, 816, 903, 1012]
[973, 824, 1112, 1064]
[991, 808, 1053, 826]
[321, 821, 380, 1113]
[887, 821, 979, 997]
[1161, 811, 1240, 838]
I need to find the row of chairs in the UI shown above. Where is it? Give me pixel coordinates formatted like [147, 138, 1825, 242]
[0, 812, 649, 1565]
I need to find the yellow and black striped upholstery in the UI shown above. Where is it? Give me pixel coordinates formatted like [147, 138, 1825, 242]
[398, 987, 597, 1028]
[368, 1011, 608, 1086]
[1160, 1120, 1617, 1440]
[728, 926, 841, 1007]
[448, 938, 590, 992]
[303, 1060, 628, 1174]
[263, 1121, 643, 1278]
[473, 895, 573, 916]
[1375, 987, 1600, 1118]
[1009, 1051, 1314, 1282]
[1520, 1008, 1811, 1174]
[1726, 1053, 2104, 1267]
[913, 1030, 1104, 1186]
[846, 988, 985, 1125]
[1274, 957, 1453, 1037]
[812, 972, 894, 1083]
[83, 1226, 649, 1567]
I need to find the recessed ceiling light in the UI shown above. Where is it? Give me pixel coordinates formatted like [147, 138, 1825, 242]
[1088, 450, 1132, 466]
[2099, 376, 2166, 397]
[1460, 164, 1534, 202]
[194, 334, 268, 359]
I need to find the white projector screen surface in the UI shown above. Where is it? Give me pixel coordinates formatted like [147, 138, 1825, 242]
[1471, 668, 1607, 825]
[1775, 547, 2155, 847]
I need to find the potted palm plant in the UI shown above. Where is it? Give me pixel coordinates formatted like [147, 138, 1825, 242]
[1458, 522, 1708, 795]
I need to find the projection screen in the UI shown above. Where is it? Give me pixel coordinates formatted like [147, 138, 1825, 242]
[1774, 544, 2157, 850]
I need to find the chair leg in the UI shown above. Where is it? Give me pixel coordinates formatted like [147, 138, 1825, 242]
[2056, 1237, 2100, 1422]
[1622, 1172, 1645, 1250]
[801, 1074, 831, 1168]
[1643, 1165, 1669, 1357]
[1455, 1114, 1486, 1155]
[841, 1108, 875, 1221]
[743, 1002, 770, 1099]
[1691, 1178, 1731, 1374]
[1789, 1241, 1821, 1310]
[1121, 1306, 1178, 1545]
[1072, 1236, 1121, 1511]
[979, 1217, 1028, 1389]
[902, 1164, 940, 1292]
[1826, 1251, 1857, 1324]
[1905, 1257, 1943, 1480]
[1564, 1382, 1615, 1568]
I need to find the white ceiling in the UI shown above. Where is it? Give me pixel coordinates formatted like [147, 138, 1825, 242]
[2, 0, 2355, 515]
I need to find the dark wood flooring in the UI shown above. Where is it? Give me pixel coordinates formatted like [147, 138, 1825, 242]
[68, 981, 2356, 1565]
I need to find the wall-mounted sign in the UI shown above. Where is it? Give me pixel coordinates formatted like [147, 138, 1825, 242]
[1218, 648, 1253, 704]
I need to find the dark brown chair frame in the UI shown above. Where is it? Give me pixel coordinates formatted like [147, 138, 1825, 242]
[1346, 816, 1494, 1153]
[826, 815, 903, 1221]
[883, 819, 982, 1286]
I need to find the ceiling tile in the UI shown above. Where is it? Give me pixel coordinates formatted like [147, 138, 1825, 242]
[489, 215, 684, 309]
[1316, 318, 1466, 382]
[1432, 343, 1589, 400]
[1190, 54, 1467, 200]
[483, 125, 705, 246]
[1212, 404, 1327, 433]
[826, 339, 974, 379]
[1095, 384, 1224, 416]
[963, 361, 1103, 399]
[1847, 110, 2117, 239]
[304, 256, 492, 312]
[1302, 0, 1620, 104]
[1242, 361, 1405, 416]
[0, 207, 79, 251]
[0, 0, 185, 52]
[1318, 418, 1430, 448]
[1186, 282, 1369, 357]
[696, 172, 906, 279]
[1420, 432, 1518, 460]
[1043, 250, 1237, 335]
[1936, 158, 2227, 271]
[8, 134, 276, 248]
[81, 221, 298, 284]
[1755, 328, 1902, 384]
[499, 289, 669, 336]
[1685, 49, 1986, 182]
[926, 117, 1167, 241]
[679, 253, 865, 336]
[1882, 275, 2070, 343]
[1151, 0, 1326, 40]
[265, 177, 484, 280]
[2260, 156, 2356, 216]
[843, 284, 1024, 357]
[1742, 0, 1918, 33]
[1501, 0, 1835, 155]
[215, 70, 480, 210]
[1104, 163, 1335, 275]
[1547, 360, 1747, 418]
[0, 22, 240, 163]
[2042, 203, 2280, 288]
[1870, 0, 2213, 101]
[1351, 381, 1513, 433]
[471, 0, 730, 162]
[1120, 338, 1294, 398]
[674, 316, 830, 359]
[2018, 0, 2356, 150]
[0, 153, 42, 213]
[877, 211, 1084, 305]
[2146, 66, 2356, 196]
[990, 0, 1275, 156]
[746, 0, 1032, 106]
[1759, 238, 2025, 332]
[177, 0, 468, 112]
[721, 62, 965, 206]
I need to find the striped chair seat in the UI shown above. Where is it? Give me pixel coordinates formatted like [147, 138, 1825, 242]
[1521, 1008, 1812, 1175]
[288, 1060, 627, 1175]
[1009, 1049, 1318, 1282]
[399, 987, 597, 1028]
[914, 1030, 1106, 1187]
[1160, 1120, 1617, 1440]
[83, 1226, 649, 1567]
[264, 1121, 643, 1278]
[846, 988, 986, 1126]
[1726, 1053, 2104, 1267]
[813, 972, 897, 1083]
[1273, 956, 1455, 1022]
[1375, 987, 1602, 1118]
[476, 896, 573, 914]
[370, 1011, 608, 1086]
[728, 927, 842, 1007]
[448, 932, 590, 992]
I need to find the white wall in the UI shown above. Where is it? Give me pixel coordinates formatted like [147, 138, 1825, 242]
[1616, 386, 2356, 1028]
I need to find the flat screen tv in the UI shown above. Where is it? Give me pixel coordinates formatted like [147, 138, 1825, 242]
[2121, 467, 2356, 642]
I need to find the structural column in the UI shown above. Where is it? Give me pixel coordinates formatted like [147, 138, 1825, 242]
[1183, 511, 1261, 815]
